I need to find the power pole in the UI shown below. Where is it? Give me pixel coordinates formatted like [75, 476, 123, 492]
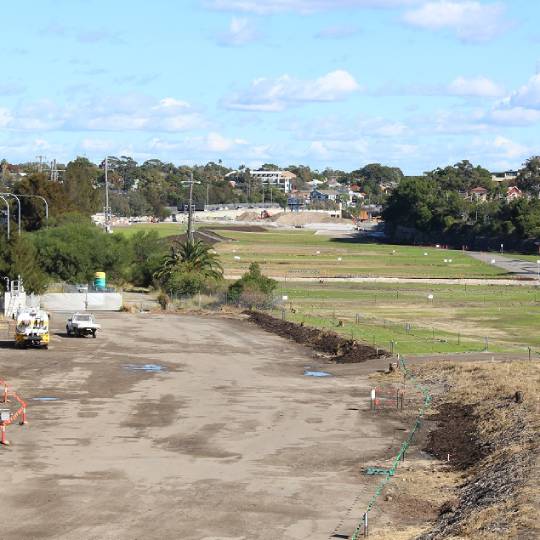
[104, 157, 111, 232]
[188, 172, 195, 243]
[36, 155, 46, 173]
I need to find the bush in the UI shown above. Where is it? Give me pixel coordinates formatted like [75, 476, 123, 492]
[228, 262, 277, 308]
[157, 292, 170, 310]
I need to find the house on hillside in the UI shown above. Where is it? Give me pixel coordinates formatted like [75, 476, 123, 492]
[311, 189, 339, 202]
[506, 186, 523, 202]
[470, 186, 488, 202]
[491, 170, 518, 184]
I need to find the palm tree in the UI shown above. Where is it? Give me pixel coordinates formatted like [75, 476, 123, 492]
[154, 239, 223, 285]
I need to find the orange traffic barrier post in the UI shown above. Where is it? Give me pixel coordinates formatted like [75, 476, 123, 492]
[0, 423, 9, 446]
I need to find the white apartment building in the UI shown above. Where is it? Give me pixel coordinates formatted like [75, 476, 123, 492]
[250, 170, 296, 193]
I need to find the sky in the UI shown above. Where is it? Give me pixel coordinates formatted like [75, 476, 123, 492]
[0, 0, 539, 174]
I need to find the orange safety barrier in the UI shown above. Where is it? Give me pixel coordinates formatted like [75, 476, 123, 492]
[0, 377, 28, 446]
[371, 386, 404, 411]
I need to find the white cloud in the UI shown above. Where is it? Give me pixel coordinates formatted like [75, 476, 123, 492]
[0, 95, 205, 133]
[492, 136, 530, 159]
[507, 74, 540, 110]
[206, 132, 248, 152]
[205, 0, 420, 15]
[489, 107, 540, 126]
[224, 70, 361, 111]
[218, 17, 260, 46]
[403, 1, 509, 42]
[448, 76, 505, 97]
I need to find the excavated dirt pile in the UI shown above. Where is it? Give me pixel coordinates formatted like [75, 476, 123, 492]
[246, 311, 388, 363]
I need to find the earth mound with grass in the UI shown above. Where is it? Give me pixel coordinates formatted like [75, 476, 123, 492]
[415, 361, 539, 540]
[247, 310, 388, 363]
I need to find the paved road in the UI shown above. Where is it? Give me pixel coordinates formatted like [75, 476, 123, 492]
[468, 252, 540, 280]
[0, 312, 400, 540]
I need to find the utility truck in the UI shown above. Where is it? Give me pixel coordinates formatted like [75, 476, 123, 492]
[15, 308, 50, 349]
[66, 313, 100, 338]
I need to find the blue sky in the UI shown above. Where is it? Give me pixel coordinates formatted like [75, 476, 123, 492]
[0, 0, 539, 174]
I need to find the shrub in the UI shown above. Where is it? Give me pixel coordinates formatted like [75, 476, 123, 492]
[228, 262, 277, 308]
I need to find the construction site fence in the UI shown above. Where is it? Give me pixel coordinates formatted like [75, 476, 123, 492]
[275, 306, 540, 359]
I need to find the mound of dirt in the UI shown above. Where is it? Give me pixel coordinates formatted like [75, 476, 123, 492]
[168, 229, 231, 246]
[246, 311, 388, 363]
[270, 212, 350, 226]
[424, 403, 487, 471]
[236, 211, 263, 221]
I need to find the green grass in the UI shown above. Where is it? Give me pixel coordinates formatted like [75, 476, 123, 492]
[274, 280, 540, 355]
[216, 230, 508, 279]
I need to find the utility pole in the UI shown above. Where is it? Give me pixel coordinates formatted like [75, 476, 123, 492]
[104, 157, 111, 232]
[188, 172, 195, 243]
[36, 155, 46, 173]
[180, 173, 200, 244]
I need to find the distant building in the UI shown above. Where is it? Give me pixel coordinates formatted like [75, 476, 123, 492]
[506, 186, 523, 202]
[250, 170, 296, 193]
[491, 170, 518, 183]
[470, 186, 489, 202]
[310, 189, 340, 202]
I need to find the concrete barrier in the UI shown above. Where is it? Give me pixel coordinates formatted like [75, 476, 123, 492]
[41, 293, 123, 312]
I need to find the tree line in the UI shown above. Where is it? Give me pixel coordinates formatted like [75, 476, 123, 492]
[383, 157, 540, 245]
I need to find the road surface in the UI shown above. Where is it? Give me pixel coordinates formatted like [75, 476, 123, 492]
[468, 252, 540, 280]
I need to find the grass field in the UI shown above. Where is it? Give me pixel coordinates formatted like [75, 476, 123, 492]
[215, 230, 508, 279]
[212, 229, 537, 355]
[270, 281, 540, 355]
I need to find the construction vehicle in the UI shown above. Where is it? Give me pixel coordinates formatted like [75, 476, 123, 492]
[15, 308, 50, 349]
[66, 313, 100, 338]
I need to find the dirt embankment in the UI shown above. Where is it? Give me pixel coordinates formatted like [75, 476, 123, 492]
[414, 361, 539, 540]
[246, 311, 388, 363]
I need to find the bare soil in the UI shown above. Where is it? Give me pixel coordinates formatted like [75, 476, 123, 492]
[0, 312, 402, 540]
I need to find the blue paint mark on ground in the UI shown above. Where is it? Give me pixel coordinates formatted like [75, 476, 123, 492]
[304, 370, 332, 377]
[32, 397, 60, 402]
[123, 364, 167, 373]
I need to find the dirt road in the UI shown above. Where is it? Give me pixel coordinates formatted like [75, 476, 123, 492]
[0, 313, 400, 540]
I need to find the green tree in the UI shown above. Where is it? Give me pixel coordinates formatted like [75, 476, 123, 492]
[382, 176, 436, 232]
[130, 231, 167, 287]
[517, 156, 540, 198]
[63, 157, 101, 215]
[154, 240, 223, 295]
[228, 262, 277, 307]
[6, 235, 49, 293]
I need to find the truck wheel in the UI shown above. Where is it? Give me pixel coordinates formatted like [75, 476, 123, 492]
[66, 326, 71, 336]
[92, 330, 96, 339]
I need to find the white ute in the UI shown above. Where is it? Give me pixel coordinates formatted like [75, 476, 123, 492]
[66, 313, 101, 338]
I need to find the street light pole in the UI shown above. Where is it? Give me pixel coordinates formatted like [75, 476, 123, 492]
[0, 195, 10, 239]
[0, 193, 21, 235]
